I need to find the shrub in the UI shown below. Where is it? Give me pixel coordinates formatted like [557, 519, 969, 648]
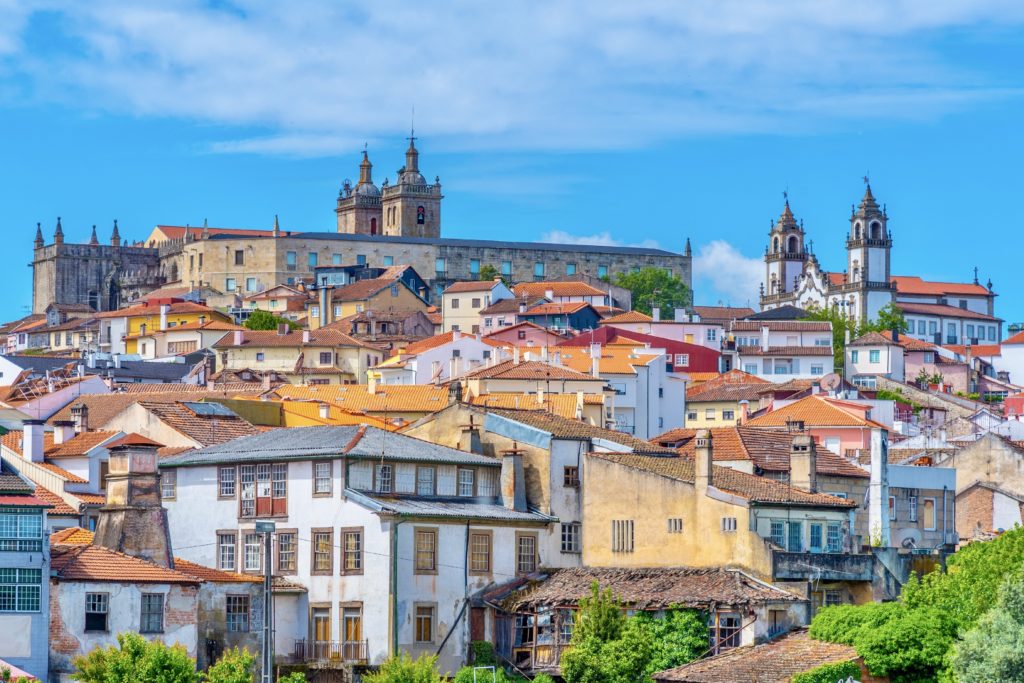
[852, 606, 956, 683]
[73, 632, 198, 683]
[791, 661, 862, 683]
[363, 652, 446, 683]
[470, 641, 497, 666]
[203, 648, 254, 683]
[951, 577, 1024, 682]
[807, 601, 901, 645]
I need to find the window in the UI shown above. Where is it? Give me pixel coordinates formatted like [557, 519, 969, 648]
[377, 464, 393, 493]
[234, 249, 245, 266]
[674, 353, 689, 367]
[161, 470, 176, 500]
[851, 350, 859, 363]
[450, 298, 460, 310]
[243, 532, 261, 572]
[217, 533, 236, 571]
[415, 605, 435, 643]
[917, 320, 926, 335]
[457, 469, 475, 497]
[140, 593, 164, 633]
[341, 528, 363, 574]
[416, 466, 436, 495]
[826, 522, 842, 553]
[721, 517, 737, 532]
[989, 326, 997, 342]
[722, 410, 735, 421]
[314, 462, 332, 495]
[469, 531, 492, 573]
[331, 253, 343, 265]
[705, 408, 716, 420]
[810, 365, 824, 375]
[415, 529, 437, 573]
[947, 322, 957, 343]
[311, 529, 333, 574]
[770, 520, 785, 547]
[85, 592, 109, 631]
[706, 328, 717, 341]
[255, 352, 265, 362]
[889, 496, 897, 521]
[342, 605, 363, 653]
[308, 252, 318, 267]
[787, 521, 803, 551]
[0, 511, 43, 552]
[286, 251, 297, 267]
[667, 517, 683, 534]
[517, 533, 538, 573]
[928, 320, 938, 335]
[561, 523, 581, 553]
[611, 520, 634, 552]
[687, 411, 697, 421]
[226, 595, 250, 632]
[0, 568, 41, 613]
[566, 262, 577, 276]
[563, 465, 580, 488]
[744, 364, 757, 374]
[909, 496, 918, 522]
[711, 612, 741, 653]
[534, 262, 545, 277]
[825, 590, 843, 607]
[923, 498, 937, 531]
[470, 259, 480, 275]
[219, 466, 236, 497]
[597, 265, 608, 279]
[225, 278, 236, 292]
[356, 254, 367, 265]
[277, 532, 296, 574]
[870, 349, 881, 363]
[809, 523, 823, 552]
[518, 330, 526, 340]
[966, 324, 975, 339]
[435, 258, 446, 274]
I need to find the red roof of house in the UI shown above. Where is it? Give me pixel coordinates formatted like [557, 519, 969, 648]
[443, 280, 503, 294]
[897, 301, 1000, 322]
[891, 275, 993, 297]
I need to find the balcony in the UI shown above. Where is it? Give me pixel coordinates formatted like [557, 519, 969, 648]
[289, 639, 368, 668]
[772, 550, 874, 582]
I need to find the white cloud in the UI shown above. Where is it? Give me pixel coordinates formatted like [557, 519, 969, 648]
[693, 240, 762, 306]
[3, 1, 1023, 155]
[540, 229, 660, 249]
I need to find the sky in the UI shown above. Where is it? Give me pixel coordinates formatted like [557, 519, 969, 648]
[1, 1, 1023, 325]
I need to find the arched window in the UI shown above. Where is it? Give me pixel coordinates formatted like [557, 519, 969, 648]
[787, 235, 799, 253]
[870, 222, 881, 239]
[416, 206, 426, 225]
[854, 223, 861, 240]
[370, 218, 377, 235]
[773, 237, 780, 253]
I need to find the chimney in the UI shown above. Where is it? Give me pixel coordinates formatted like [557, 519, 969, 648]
[71, 402, 89, 434]
[233, 330, 244, 346]
[318, 402, 330, 420]
[545, 289, 554, 300]
[460, 417, 483, 454]
[738, 400, 749, 425]
[575, 390, 585, 420]
[302, 330, 310, 344]
[22, 421, 45, 463]
[789, 435, 817, 492]
[844, 328, 851, 346]
[892, 327, 900, 343]
[868, 427, 891, 547]
[537, 386, 545, 406]
[53, 420, 75, 445]
[540, 346, 549, 362]
[277, 323, 289, 336]
[760, 325, 770, 353]
[589, 342, 601, 377]
[159, 304, 169, 331]
[112, 355, 122, 370]
[695, 429, 713, 493]
[652, 307, 660, 322]
[513, 346, 521, 365]
[319, 285, 330, 327]
[518, 302, 527, 314]
[500, 444, 528, 512]
[368, 373, 378, 395]
[93, 436, 174, 568]
[674, 308, 687, 323]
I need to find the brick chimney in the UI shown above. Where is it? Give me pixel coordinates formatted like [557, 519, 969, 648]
[790, 434, 817, 492]
[93, 434, 174, 568]
[695, 429, 713, 493]
[500, 443, 527, 512]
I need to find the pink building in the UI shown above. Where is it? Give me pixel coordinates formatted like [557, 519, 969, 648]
[484, 321, 566, 348]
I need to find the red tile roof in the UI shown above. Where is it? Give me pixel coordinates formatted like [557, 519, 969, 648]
[601, 311, 653, 324]
[731, 321, 832, 332]
[213, 328, 373, 349]
[137, 402, 260, 447]
[51, 527, 95, 544]
[523, 301, 592, 316]
[943, 344, 1001, 358]
[513, 281, 606, 298]
[737, 345, 834, 357]
[746, 395, 885, 429]
[94, 301, 220, 319]
[106, 433, 164, 449]
[0, 430, 119, 459]
[1004, 330, 1024, 346]
[461, 359, 603, 382]
[50, 544, 200, 584]
[877, 330, 936, 351]
[33, 485, 80, 516]
[329, 277, 413, 302]
[443, 280, 504, 293]
[891, 275, 992, 297]
[896, 301, 1000, 322]
[692, 305, 756, 323]
[0, 494, 52, 507]
[400, 331, 505, 356]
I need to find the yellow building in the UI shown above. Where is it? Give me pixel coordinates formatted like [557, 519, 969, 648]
[675, 369, 769, 428]
[96, 301, 234, 355]
[213, 328, 383, 385]
[128, 319, 244, 359]
[309, 277, 428, 329]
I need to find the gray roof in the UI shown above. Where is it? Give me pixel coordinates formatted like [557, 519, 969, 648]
[208, 231, 681, 257]
[3, 355, 193, 383]
[348, 489, 555, 523]
[160, 425, 501, 468]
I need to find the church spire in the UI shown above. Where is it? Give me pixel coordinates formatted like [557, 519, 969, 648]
[89, 225, 99, 245]
[358, 149, 373, 185]
[110, 219, 121, 247]
[34, 222, 44, 249]
[405, 129, 419, 174]
[685, 237, 692, 258]
[54, 217, 64, 245]
[857, 176, 880, 214]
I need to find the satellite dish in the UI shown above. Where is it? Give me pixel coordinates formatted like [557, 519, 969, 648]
[820, 373, 841, 392]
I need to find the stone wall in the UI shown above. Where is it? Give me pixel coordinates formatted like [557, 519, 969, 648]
[32, 243, 163, 314]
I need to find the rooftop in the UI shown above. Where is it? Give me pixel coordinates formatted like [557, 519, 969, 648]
[484, 408, 676, 454]
[462, 359, 603, 382]
[896, 301, 1000, 322]
[0, 430, 120, 459]
[731, 320, 831, 332]
[135, 401, 260, 447]
[213, 328, 373, 349]
[443, 279, 504, 294]
[350, 489, 554, 523]
[745, 395, 886, 429]
[601, 311, 654, 324]
[891, 275, 993, 298]
[273, 383, 449, 413]
[50, 544, 200, 584]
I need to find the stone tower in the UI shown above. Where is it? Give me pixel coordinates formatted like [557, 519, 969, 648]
[380, 136, 443, 238]
[92, 434, 174, 568]
[764, 199, 808, 298]
[336, 150, 383, 235]
[846, 181, 894, 321]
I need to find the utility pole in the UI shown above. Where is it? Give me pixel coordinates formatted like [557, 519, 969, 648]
[256, 521, 276, 683]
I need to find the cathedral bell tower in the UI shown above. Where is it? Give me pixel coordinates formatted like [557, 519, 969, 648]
[336, 150, 383, 235]
[846, 180, 894, 320]
[763, 197, 808, 298]
[380, 135, 443, 238]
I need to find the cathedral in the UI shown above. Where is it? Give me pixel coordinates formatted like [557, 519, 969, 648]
[760, 182, 896, 322]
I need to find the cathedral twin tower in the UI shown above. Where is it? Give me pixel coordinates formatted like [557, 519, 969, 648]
[335, 137, 443, 239]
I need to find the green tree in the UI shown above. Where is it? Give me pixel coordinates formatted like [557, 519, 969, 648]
[807, 601, 901, 645]
[871, 302, 908, 334]
[613, 268, 691, 316]
[363, 652, 447, 683]
[276, 674, 308, 683]
[244, 309, 300, 331]
[952, 577, 1024, 682]
[203, 648, 254, 683]
[73, 632, 198, 683]
[573, 583, 625, 644]
[790, 661, 862, 683]
[478, 264, 503, 283]
[852, 606, 956, 683]
[804, 302, 906, 374]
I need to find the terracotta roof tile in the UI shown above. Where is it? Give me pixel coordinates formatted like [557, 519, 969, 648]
[443, 280, 504, 293]
[589, 451, 856, 507]
[486, 408, 674, 454]
[746, 395, 884, 429]
[601, 311, 653, 324]
[654, 628, 857, 682]
[0, 430, 118, 461]
[692, 306, 756, 323]
[47, 390, 263, 427]
[513, 281, 607, 298]
[555, 346, 662, 375]
[213, 328, 373, 349]
[737, 345, 834, 357]
[70, 492, 107, 505]
[891, 275, 992, 297]
[943, 344, 1001, 357]
[106, 433, 164, 449]
[876, 330, 936, 351]
[849, 331, 900, 346]
[1004, 330, 1024, 346]
[400, 331, 505, 356]
[687, 382, 769, 403]
[51, 527, 95, 544]
[172, 557, 262, 584]
[329, 277, 409, 302]
[137, 402, 260, 447]
[50, 544, 200, 584]
[33, 485, 79, 516]
[470, 393, 603, 419]
[522, 301, 593, 316]
[896, 301, 1000, 322]
[731, 321, 832, 332]
[273, 384, 449, 413]
[94, 301, 220, 319]
[462, 359, 603, 382]
[0, 472, 34, 494]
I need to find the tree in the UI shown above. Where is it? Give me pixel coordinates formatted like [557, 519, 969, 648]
[244, 309, 300, 331]
[203, 648, 254, 683]
[804, 302, 906, 374]
[363, 652, 447, 683]
[790, 661, 862, 683]
[952, 577, 1024, 682]
[478, 264, 502, 283]
[613, 268, 691, 316]
[573, 583, 626, 644]
[871, 303, 908, 334]
[852, 606, 956, 683]
[73, 632, 198, 683]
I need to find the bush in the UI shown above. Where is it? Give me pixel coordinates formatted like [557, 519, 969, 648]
[244, 309, 300, 331]
[453, 666, 518, 683]
[364, 653, 446, 683]
[203, 648, 254, 683]
[951, 577, 1024, 682]
[808, 602, 901, 645]
[73, 632, 198, 683]
[277, 675, 308, 683]
[470, 641, 497, 666]
[790, 661, 861, 683]
[852, 606, 956, 683]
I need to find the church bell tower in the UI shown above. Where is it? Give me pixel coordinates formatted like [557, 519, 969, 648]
[763, 197, 808, 299]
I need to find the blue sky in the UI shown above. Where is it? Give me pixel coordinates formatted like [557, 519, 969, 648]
[1, 1, 1023, 325]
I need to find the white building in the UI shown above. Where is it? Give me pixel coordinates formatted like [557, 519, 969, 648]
[441, 279, 514, 334]
[160, 425, 555, 673]
[372, 331, 510, 385]
[845, 332, 906, 387]
[728, 320, 834, 380]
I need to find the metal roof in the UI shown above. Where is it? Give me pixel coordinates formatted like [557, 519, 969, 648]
[160, 424, 500, 468]
[348, 489, 555, 523]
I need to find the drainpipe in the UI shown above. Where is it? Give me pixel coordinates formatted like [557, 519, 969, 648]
[390, 517, 408, 655]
